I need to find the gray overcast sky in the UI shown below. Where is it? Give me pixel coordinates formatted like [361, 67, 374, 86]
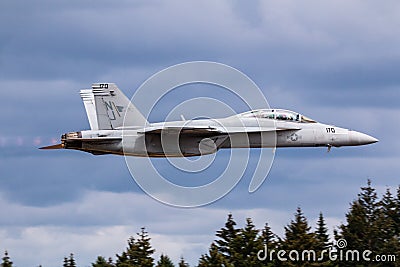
[0, 1, 400, 266]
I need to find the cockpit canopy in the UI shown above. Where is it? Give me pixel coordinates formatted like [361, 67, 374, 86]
[238, 109, 317, 123]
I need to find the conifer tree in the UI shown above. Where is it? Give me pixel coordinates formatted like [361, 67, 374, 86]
[374, 188, 400, 265]
[136, 227, 155, 266]
[258, 223, 279, 267]
[206, 216, 265, 266]
[68, 253, 77, 267]
[395, 186, 400, 235]
[314, 212, 332, 265]
[92, 256, 114, 267]
[62, 253, 77, 267]
[1, 251, 13, 267]
[156, 254, 174, 267]
[178, 256, 189, 267]
[214, 213, 239, 262]
[116, 227, 155, 267]
[315, 212, 331, 250]
[395, 186, 400, 256]
[198, 243, 231, 267]
[378, 189, 397, 237]
[116, 250, 129, 267]
[282, 207, 318, 265]
[336, 180, 380, 254]
[333, 180, 400, 266]
[232, 218, 263, 266]
[259, 222, 278, 248]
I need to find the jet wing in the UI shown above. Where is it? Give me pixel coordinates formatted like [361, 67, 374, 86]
[215, 125, 300, 133]
[138, 125, 299, 135]
[138, 126, 223, 136]
[138, 126, 229, 152]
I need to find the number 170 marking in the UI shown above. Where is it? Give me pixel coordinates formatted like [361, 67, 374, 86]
[326, 127, 335, 133]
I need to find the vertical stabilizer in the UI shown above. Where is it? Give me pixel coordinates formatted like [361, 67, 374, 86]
[80, 83, 148, 130]
[80, 89, 99, 130]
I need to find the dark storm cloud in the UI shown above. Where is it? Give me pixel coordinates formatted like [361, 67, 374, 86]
[1, 0, 400, 96]
[0, 150, 137, 206]
[0, 1, 236, 80]
[0, 0, 398, 208]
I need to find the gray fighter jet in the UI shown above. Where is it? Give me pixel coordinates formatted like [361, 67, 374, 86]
[41, 83, 378, 156]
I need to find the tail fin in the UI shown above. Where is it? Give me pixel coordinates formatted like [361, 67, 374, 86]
[80, 83, 148, 130]
[80, 89, 99, 130]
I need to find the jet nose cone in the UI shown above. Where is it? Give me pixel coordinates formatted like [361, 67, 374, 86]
[350, 131, 378, 145]
[368, 135, 379, 144]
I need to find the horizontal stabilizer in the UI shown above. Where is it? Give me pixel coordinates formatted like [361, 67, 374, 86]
[39, 144, 64, 150]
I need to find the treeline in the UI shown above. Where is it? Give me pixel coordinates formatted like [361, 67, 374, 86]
[1, 180, 399, 266]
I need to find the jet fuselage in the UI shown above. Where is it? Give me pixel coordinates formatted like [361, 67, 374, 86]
[58, 117, 377, 157]
[41, 83, 378, 157]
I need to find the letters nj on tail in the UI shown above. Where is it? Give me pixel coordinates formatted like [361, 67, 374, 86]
[80, 83, 148, 130]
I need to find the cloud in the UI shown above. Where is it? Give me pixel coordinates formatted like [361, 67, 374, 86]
[0, 150, 136, 206]
[0, 190, 301, 266]
[1, 0, 399, 87]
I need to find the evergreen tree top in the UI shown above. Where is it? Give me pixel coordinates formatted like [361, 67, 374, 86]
[358, 179, 378, 215]
[68, 253, 76, 267]
[178, 256, 189, 267]
[92, 256, 114, 267]
[1, 251, 13, 267]
[285, 207, 312, 236]
[216, 213, 238, 236]
[315, 212, 331, 249]
[215, 213, 239, 258]
[283, 207, 317, 251]
[62, 253, 76, 267]
[156, 254, 174, 267]
[116, 227, 155, 267]
[259, 222, 278, 246]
